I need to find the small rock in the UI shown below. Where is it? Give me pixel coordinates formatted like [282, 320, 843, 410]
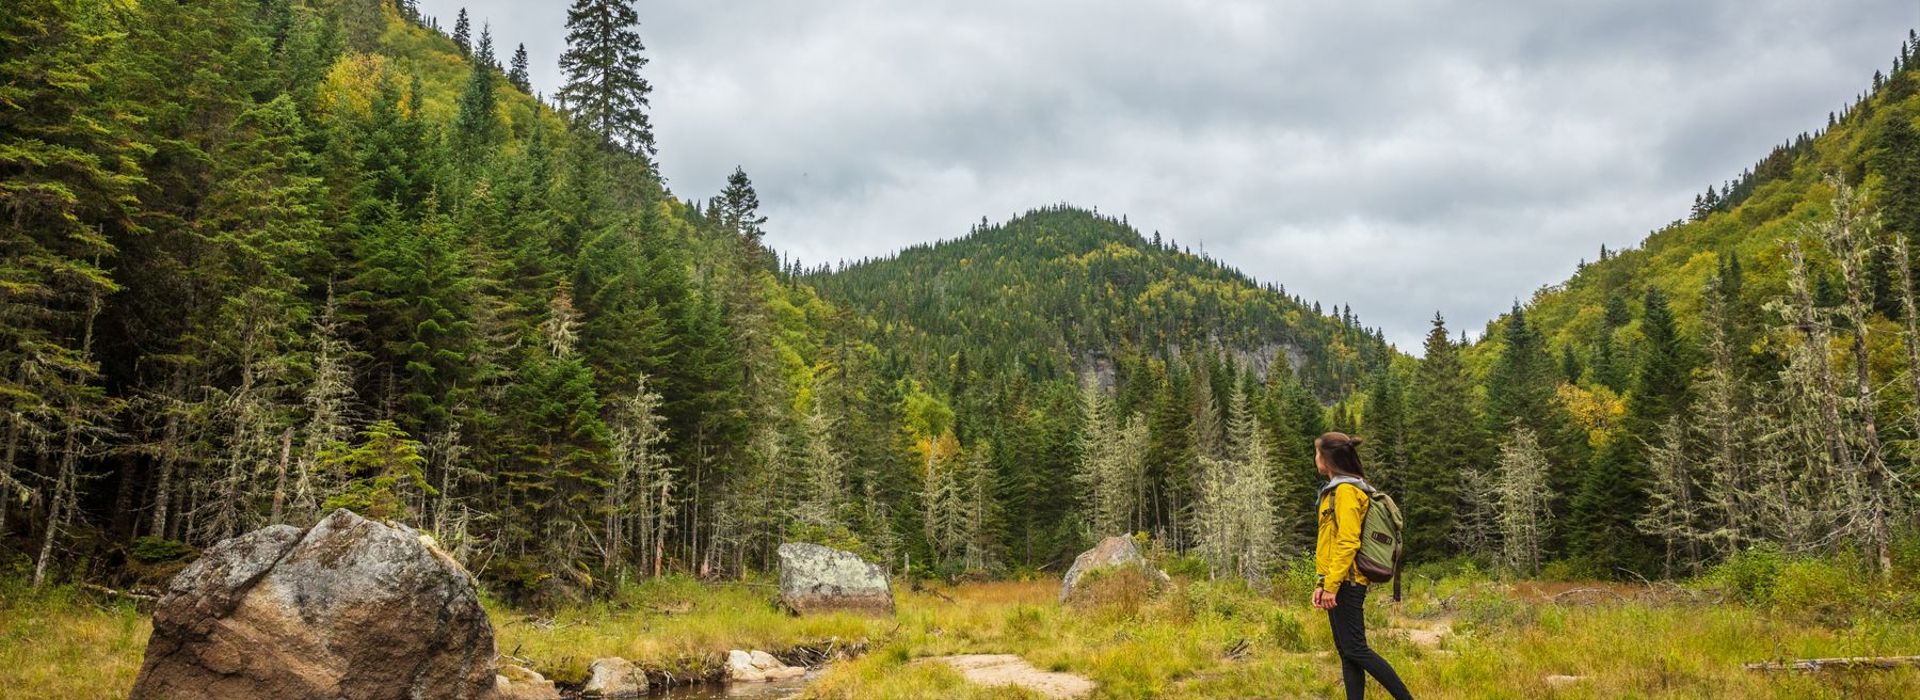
[728, 649, 805, 682]
[493, 665, 559, 700]
[583, 657, 646, 698]
[1059, 536, 1170, 602]
[777, 543, 893, 615]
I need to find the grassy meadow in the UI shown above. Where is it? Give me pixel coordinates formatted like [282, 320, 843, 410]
[5, 554, 1920, 699]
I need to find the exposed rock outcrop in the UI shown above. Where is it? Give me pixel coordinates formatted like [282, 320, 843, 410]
[777, 542, 893, 615]
[129, 509, 495, 700]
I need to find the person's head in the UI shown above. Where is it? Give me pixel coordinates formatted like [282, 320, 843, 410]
[1314, 432, 1366, 479]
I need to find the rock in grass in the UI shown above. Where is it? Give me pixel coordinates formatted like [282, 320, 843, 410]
[777, 542, 894, 615]
[129, 509, 495, 700]
[494, 665, 561, 700]
[727, 649, 806, 682]
[582, 657, 647, 698]
[1059, 536, 1170, 603]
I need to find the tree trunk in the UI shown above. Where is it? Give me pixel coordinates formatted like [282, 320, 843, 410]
[150, 407, 180, 539]
[270, 428, 292, 524]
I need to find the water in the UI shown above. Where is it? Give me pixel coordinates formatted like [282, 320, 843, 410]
[646, 670, 821, 699]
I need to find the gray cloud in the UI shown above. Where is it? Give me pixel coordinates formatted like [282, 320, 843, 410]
[421, 0, 1915, 351]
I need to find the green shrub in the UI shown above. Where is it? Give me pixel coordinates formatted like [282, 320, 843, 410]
[1701, 543, 1786, 605]
[1265, 610, 1308, 652]
[1269, 556, 1319, 605]
[1538, 557, 1601, 582]
[1161, 554, 1209, 581]
[1771, 554, 1867, 624]
[127, 537, 194, 564]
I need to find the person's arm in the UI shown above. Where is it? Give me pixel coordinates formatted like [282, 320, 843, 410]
[1320, 485, 1367, 592]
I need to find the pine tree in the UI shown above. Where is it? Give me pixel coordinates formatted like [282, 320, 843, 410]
[1404, 313, 1486, 559]
[452, 8, 470, 55]
[1, 0, 143, 583]
[558, 0, 656, 155]
[499, 286, 612, 597]
[509, 43, 531, 92]
[452, 28, 502, 166]
[1571, 287, 1683, 576]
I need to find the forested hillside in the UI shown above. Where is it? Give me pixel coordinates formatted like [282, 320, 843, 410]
[0, 0, 1392, 601]
[806, 207, 1393, 400]
[1374, 31, 1920, 581]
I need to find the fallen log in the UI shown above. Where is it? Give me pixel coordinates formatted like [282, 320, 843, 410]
[78, 582, 160, 605]
[1744, 655, 1920, 672]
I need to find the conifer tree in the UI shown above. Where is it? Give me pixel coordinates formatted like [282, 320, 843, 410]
[1496, 426, 1553, 576]
[1571, 287, 1683, 576]
[452, 8, 471, 55]
[509, 43, 532, 92]
[1195, 382, 1276, 582]
[1811, 178, 1894, 574]
[453, 28, 502, 166]
[1404, 313, 1485, 558]
[558, 0, 656, 155]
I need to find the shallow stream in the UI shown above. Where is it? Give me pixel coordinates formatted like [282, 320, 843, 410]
[642, 670, 821, 699]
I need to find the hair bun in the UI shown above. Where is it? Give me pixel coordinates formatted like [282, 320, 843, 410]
[1349, 436, 1364, 448]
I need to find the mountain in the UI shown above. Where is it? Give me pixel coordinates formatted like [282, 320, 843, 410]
[1420, 32, 1920, 578]
[807, 206, 1394, 400]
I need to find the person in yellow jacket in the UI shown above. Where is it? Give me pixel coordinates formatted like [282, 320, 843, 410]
[1312, 432, 1414, 700]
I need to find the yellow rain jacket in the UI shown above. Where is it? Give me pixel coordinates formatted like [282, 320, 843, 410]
[1315, 479, 1371, 592]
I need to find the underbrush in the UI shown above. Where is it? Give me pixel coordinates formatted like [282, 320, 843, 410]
[10, 555, 1920, 699]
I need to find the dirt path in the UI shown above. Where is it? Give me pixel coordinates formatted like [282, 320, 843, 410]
[921, 654, 1096, 699]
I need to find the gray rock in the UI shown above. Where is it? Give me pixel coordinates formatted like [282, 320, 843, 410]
[1059, 536, 1169, 602]
[777, 542, 893, 615]
[582, 657, 647, 698]
[493, 665, 560, 700]
[727, 649, 805, 682]
[130, 509, 496, 700]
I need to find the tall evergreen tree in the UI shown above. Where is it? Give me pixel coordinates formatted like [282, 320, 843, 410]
[509, 43, 532, 92]
[558, 0, 656, 155]
[1403, 313, 1486, 559]
[452, 8, 471, 55]
[1571, 287, 1684, 576]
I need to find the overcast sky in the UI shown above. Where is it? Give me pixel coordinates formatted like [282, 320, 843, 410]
[422, 0, 1916, 351]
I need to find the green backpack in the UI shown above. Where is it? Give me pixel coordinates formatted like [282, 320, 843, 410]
[1321, 478, 1406, 600]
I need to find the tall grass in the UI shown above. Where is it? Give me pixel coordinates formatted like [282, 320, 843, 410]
[7, 560, 1920, 698]
[0, 581, 151, 699]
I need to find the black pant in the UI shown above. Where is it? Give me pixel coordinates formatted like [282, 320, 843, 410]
[1327, 583, 1413, 700]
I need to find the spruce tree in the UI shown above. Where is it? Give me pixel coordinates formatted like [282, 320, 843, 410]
[452, 26, 501, 164]
[1403, 313, 1486, 559]
[558, 0, 656, 155]
[509, 43, 532, 92]
[452, 8, 470, 55]
[1571, 287, 1684, 576]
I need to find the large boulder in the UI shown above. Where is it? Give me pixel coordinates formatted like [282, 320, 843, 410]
[130, 509, 496, 700]
[777, 542, 893, 615]
[1059, 536, 1169, 602]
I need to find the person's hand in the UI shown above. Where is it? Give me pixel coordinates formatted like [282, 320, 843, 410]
[1313, 588, 1339, 609]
